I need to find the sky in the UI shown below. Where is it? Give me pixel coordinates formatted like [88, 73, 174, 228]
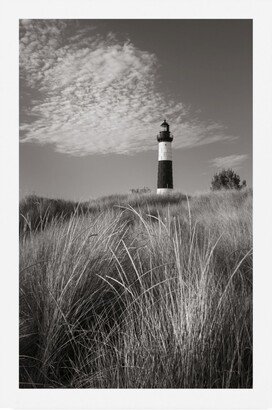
[19, 19, 252, 200]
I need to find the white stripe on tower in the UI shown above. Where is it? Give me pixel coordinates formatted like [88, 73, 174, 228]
[158, 141, 172, 161]
[157, 188, 173, 195]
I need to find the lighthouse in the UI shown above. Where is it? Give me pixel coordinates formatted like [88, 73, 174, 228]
[157, 120, 173, 194]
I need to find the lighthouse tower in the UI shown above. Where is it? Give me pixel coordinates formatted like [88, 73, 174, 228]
[157, 120, 173, 194]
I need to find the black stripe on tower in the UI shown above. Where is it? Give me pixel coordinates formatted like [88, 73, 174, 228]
[157, 160, 173, 189]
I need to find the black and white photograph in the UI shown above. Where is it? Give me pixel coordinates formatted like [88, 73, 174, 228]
[1, 0, 272, 407]
[18, 18, 253, 389]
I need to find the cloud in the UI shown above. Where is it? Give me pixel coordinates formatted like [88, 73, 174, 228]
[20, 20, 235, 156]
[209, 154, 248, 169]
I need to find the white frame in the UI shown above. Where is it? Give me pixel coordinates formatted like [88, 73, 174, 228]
[0, 0, 272, 408]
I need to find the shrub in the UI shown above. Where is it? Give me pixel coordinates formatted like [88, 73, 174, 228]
[211, 168, 247, 191]
[130, 187, 151, 194]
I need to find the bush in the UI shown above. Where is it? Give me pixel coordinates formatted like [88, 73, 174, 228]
[211, 168, 247, 191]
[130, 187, 151, 194]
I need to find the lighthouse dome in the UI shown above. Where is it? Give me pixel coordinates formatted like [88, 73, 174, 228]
[160, 119, 169, 128]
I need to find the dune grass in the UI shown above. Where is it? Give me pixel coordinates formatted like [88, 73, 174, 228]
[19, 189, 252, 388]
[19, 192, 188, 234]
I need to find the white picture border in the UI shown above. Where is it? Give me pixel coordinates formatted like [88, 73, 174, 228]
[0, 0, 272, 408]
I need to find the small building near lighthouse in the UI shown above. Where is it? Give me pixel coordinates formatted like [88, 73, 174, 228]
[157, 120, 173, 194]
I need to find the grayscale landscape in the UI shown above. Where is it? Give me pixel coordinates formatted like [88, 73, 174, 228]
[19, 19, 252, 388]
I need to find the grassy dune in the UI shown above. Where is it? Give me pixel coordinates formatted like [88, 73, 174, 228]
[19, 189, 252, 388]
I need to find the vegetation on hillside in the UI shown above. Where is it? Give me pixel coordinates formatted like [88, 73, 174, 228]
[19, 189, 252, 388]
[19, 192, 188, 234]
[211, 168, 247, 191]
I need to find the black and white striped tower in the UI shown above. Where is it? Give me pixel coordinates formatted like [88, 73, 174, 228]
[157, 120, 173, 194]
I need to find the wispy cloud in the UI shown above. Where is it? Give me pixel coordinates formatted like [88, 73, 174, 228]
[209, 154, 248, 169]
[20, 20, 235, 156]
